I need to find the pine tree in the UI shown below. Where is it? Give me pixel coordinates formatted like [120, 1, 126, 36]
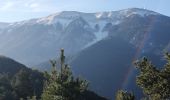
[27, 96, 37, 100]
[0, 73, 16, 100]
[41, 49, 88, 100]
[160, 53, 170, 99]
[13, 69, 34, 99]
[116, 90, 135, 100]
[134, 53, 170, 99]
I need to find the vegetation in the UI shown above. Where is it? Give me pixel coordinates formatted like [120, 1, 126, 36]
[0, 49, 106, 100]
[0, 47, 170, 100]
[41, 49, 106, 100]
[41, 49, 89, 100]
[116, 90, 135, 100]
[0, 69, 44, 100]
[117, 53, 170, 100]
[134, 53, 170, 100]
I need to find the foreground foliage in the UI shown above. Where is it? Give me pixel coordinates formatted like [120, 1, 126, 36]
[0, 49, 107, 100]
[41, 49, 107, 100]
[42, 49, 88, 100]
[134, 53, 170, 100]
[116, 90, 135, 100]
[117, 53, 170, 100]
[0, 69, 44, 100]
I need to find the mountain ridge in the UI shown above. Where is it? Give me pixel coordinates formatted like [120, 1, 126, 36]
[0, 8, 169, 99]
[32, 8, 170, 99]
[0, 55, 27, 75]
[0, 8, 163, 24]
[0, 7, 169, 66]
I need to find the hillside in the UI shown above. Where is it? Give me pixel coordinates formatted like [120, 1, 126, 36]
[0, 55, 108, 100]
[0, 55, 27, 75]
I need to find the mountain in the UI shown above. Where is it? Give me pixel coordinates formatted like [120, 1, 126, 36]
[0, 55, 27, 75]
[33, 8, 170, 99]
[71, 37, 136, 99]
[0, 8, 163, 66]
[0, 8, 170, 99]
[69, 9, 170, 99]
[0, 22, 9, 29]
[35, 8, 170, 71]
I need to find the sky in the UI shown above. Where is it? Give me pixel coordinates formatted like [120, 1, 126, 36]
[0, 0, 169, 22]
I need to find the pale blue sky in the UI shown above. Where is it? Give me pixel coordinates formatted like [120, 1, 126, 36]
[0, 0, 169, 22]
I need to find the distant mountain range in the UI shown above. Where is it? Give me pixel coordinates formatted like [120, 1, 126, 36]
[0, 8, 167, 66]
[0, 8, 170, 99]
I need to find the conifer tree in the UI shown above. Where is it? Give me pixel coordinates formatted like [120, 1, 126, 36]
[116, 90, 135, 100]
[134, 53, 170, 99]
[41, 49, 88, 100]
[0, 74, 16, 100]
[13, 69, 34, 99]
